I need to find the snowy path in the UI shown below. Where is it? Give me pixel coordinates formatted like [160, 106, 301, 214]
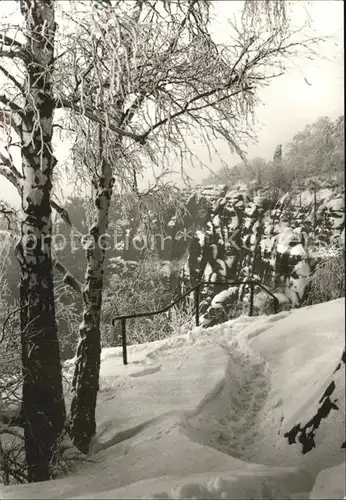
[94, 336, 229, 442]
[184, 340, 270, 460]
[94, 320, 273, 460]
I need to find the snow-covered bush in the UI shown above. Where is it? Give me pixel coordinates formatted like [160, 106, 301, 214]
[54, 281, 81, 360]
[305, 246, 345, 305]
[201, 286, 251, 328]
[167, 300, 196, 337]
[0, 279, 24, 485]
[101, 257, 184, 346]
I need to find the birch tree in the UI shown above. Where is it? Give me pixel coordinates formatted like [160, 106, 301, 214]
[0, 0, 66, 482]
[54, 0, 323, 453]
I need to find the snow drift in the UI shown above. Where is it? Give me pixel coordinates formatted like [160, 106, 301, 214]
[2, 299, 345, 499]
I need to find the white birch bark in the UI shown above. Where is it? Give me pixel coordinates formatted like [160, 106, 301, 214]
[17, 0, 66, 482]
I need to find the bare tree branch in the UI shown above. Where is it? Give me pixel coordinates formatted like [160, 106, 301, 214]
[55, 97, 147, 144]
[52, 258, 83, 295]
[0, 34, 24, 50]
[0, 95, 23, 114]
[0, 95, 23, 134]
[140, 76, 246, 141]
[0, 160, 82, 295]
[0, 148, 22, 178]
[50, 199, 72, 227]
[0, 65, 24, 94]
[0, 48, 28, 64]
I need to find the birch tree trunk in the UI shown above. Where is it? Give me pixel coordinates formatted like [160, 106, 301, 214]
[69, 154, 114, 453]
[17, 0, 66, 482]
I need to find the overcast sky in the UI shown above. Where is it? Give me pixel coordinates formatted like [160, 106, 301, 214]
[0, 0, 344, 208]
[196, 0, 344, 176]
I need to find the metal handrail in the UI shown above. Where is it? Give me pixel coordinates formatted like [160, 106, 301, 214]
[111, 282, 202, 322]
[112, 279, 279, 365]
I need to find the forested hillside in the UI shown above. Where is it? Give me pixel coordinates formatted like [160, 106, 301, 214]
[202, 115, 344, 189]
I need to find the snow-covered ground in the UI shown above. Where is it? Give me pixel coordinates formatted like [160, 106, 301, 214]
[2, 299, 345, 499]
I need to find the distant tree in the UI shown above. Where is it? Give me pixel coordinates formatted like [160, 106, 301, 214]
[284, 115, 345, 184]
[269, 143, 292, 194]
[202, 115, 344, 191]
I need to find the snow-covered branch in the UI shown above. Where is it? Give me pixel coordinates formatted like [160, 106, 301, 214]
[0, 34, 23, 50]
[53, 258, 83, 295]
[54, 97, 147, 144]
[0, 163, 22, 192]
[0, 157, 83, 296]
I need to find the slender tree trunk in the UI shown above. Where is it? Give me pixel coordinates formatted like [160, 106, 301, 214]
[17, 0, 66, 482]
[69, 152, 114, 453]
[68, 0, 141, 454]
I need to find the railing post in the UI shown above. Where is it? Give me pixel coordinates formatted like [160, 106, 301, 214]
[249, 282, 254, 317]
[195, 284, 200, 327]
[273, 296, 279, 314]
[121, 318, 127, 365]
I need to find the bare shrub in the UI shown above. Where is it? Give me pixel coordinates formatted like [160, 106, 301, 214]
[102, 258, 173, 347]
[0, 282, 24, 485]
[49, 432, 87, 480]
[0, 434, 27, 485]
[54, 281, 81, 360]
[0, 282, 82, 484]
[168, 300, 196, 337]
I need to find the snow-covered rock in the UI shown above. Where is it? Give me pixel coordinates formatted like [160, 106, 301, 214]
[309, 463, 345, 499]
